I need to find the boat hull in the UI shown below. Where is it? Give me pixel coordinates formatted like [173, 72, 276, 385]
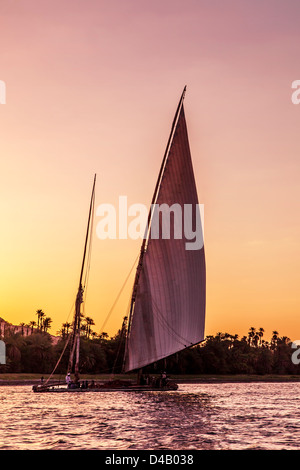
[32, 380, 178, 393]
[32, 384, 178, 393]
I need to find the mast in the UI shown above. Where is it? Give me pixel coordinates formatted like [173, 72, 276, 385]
[127, 86, 187, 335]
[68, 174, 96, 380]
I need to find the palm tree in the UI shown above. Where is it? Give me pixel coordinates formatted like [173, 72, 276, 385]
[84, 317, 95, 339]
[36, 309, 45, 331]
[271, 330, 279, 350]
[216, 332, 223, 341]
[80, 323, 87, 336]
[42, 317, 52, 333]
[64, 322, 71, 335]
[99, 332, 109, 341]
[25, 324, 30, 336]
[59, 322, 72, 338]
[258, 327, 264, 347]
[39, 311, 46, 331]
[253, 333, 260, 348]
[29, 321, 36, 334]
[248, 327, 256, 346]
[19, 322, 25, 336]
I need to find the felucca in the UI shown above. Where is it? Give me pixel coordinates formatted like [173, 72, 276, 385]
[33, 87, 205, 393]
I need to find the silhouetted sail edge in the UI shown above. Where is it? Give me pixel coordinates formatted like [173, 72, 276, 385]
[124, 93, 206, 373]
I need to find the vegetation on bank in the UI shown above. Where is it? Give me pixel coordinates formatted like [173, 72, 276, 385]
[0, 313, 299, 376]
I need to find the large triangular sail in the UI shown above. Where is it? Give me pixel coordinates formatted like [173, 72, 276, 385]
[124, 89, 206, 372]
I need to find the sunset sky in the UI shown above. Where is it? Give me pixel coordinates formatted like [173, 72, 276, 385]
[0, 0, 299, 342]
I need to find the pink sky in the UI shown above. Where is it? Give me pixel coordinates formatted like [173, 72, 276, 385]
[0, 0, 299, 341]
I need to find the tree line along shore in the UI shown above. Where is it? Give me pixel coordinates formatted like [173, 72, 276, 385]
[1, 313, 299, 380]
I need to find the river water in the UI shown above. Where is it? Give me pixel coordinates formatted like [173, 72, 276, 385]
[0, 382, 299, 450]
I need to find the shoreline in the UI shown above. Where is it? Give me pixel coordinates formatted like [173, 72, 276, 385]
[0, 374, 300, 386]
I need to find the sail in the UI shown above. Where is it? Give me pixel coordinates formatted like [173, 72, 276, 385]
[124, 99, 206, 372]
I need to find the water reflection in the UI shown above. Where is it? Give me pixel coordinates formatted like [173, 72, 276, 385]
[0, 383, 299, 450]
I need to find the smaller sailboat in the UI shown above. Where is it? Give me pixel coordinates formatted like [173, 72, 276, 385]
[33, 174, 98, 392]
[33, 87, 206, 393]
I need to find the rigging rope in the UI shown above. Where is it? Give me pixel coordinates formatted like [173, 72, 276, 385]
[99, 254, 139, 335]
[151, 297, 192, 348]
[83, 191, 95, 293]
[45, 333, 72, 385]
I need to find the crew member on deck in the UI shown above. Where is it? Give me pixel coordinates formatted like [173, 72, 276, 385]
[66, 373, 71, 387]
[161, 371, 167, 387]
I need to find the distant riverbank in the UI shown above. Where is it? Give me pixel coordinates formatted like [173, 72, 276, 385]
[0, 373, 300, 386]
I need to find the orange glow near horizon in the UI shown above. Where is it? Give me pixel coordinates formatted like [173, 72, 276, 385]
[0, 1, 300, 343]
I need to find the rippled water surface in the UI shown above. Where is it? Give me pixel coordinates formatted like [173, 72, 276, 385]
[0, 383, 299, 450]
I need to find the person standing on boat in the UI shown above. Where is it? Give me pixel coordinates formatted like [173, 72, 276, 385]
[66, 372, 71, 387]
[161, 371, 167, 387]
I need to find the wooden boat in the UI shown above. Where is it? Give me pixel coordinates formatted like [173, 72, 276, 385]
[33, 87, 205, 393]
[33, 380, 178, 393]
